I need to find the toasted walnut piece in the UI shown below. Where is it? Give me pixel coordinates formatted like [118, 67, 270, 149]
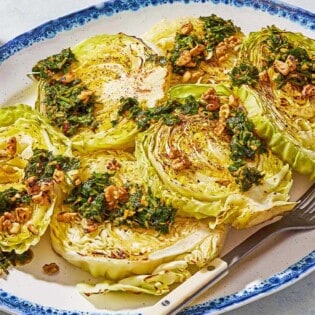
[286, 55, 298, 72]
[25, 176, 40, 195]
[15, 207, 32, 223]
[59, 72, 75, 84]
[182, 71, 192, 83]
[82, 219, 99, 233]
[57, 212, 77, 223]
[53, 169, 65, 184]
[27, 223, 39, 235]
[40, 181, 53, 192]
[9, 222, 20, 234]
[215, 43, 227, 58]
[202, 88, 220, 111]
[214, 104, 230, 136]
[302, 84, 315, 97]
[107, 159, 122, 171]
[0, 137, 17, 158]
[180, 22, 194, 35]
[0, 216, 5, 232]
[176, 50, 192, 67]
[3, 211, 16, 221]
[1, 219, 12, 233]
[190, 44, 205, 57]
[42, 262, 60, 275]
[274, 55, 297, 77]
[185, 61, 197, 68]
[6, 137, 17, 156]
[104, 185, 129, 210]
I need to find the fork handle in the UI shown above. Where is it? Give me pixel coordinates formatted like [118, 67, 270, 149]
[141, 258, 228, 315]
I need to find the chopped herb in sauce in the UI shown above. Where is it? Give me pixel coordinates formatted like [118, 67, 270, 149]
[226, 109, 266, 191]
[235, 166, 265, 192]
[262, 28, 314, 89]
[65, 172, 112, 222]
[170, 33, 203, 74]
[117, 96, 200, 130]
[0, 249, 33, 275]
[169, 14, 240, 74]
[44, 80, 96, 136]
[32, 48, 76, 80]
[33, 48, 97, 136]
[200, 14, 240, 52]
[65, 172, 176, 234]
[24, 149, 80, 183]
[0, 188, 31, 216]
[230, 62, 259, 87]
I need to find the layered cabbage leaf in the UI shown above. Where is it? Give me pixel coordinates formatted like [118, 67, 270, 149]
[136, 84, 295, 229]
[231, 26, 315, 179]
[32, 33, 170, 152]
[50, 150, 227, 295]
[143, 14, 244, 86]
[0, 105, 78, 255]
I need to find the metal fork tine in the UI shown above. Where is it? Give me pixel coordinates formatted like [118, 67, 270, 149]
[295, 183, 315, 210]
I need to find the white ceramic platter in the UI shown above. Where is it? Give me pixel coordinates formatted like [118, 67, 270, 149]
[0, 1, 314, 314]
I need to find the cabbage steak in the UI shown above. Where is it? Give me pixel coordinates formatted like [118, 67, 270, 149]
[50, 150, 227, 295]
[232, 26, 315, 179]
[136, 84, 295, 229]
[0, 104, 78, 255]
[32, 33, 170, 152]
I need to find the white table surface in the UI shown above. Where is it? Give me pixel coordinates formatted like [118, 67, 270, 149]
[0, 1, 314, 315]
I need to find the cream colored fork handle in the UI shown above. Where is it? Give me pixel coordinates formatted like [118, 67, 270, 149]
[141, 258, 228, 315]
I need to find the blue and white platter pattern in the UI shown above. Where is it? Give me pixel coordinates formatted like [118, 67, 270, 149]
[0, 1, 314, 314]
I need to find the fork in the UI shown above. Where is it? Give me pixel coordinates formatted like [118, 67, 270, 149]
[142, 183, 315, 315]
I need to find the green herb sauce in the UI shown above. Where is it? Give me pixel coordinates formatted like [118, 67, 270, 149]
[230, 62, 259, 87]
[32, 48, 76, 80]
[65, 172, 176, 234]
[201, 14, 240, 51]
[24, 149, 80, 183]
[226, 109, 266, 191]
[0, 249, 33, 275]
[263, 29, 314, 89]
[117, 95, 200, 130]
[44, 80, 96, 136]
[169, 14, 240, 74]
[0, 188, 31, 216]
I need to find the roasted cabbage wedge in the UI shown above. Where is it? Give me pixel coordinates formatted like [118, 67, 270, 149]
[136, 84, 295, 229]
[0, 105, 78, 255]
[143, 14, 244, 86]
[232, 26, 315, 179]
[50, 150, 227, 295]
[32, 33, 170, 152]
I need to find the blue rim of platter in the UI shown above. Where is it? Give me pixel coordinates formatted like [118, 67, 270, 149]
[0, 0, 314, 314]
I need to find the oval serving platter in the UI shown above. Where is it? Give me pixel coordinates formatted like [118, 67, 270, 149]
[0, 1, 314, 314]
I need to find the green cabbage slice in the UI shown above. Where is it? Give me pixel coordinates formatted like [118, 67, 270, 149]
[0, 105, 77, 254]
[32, 33, 170, 152]
[135, 84, 295, 228]
[232, 26, 315, 179]
[50, 150, 227, 295]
